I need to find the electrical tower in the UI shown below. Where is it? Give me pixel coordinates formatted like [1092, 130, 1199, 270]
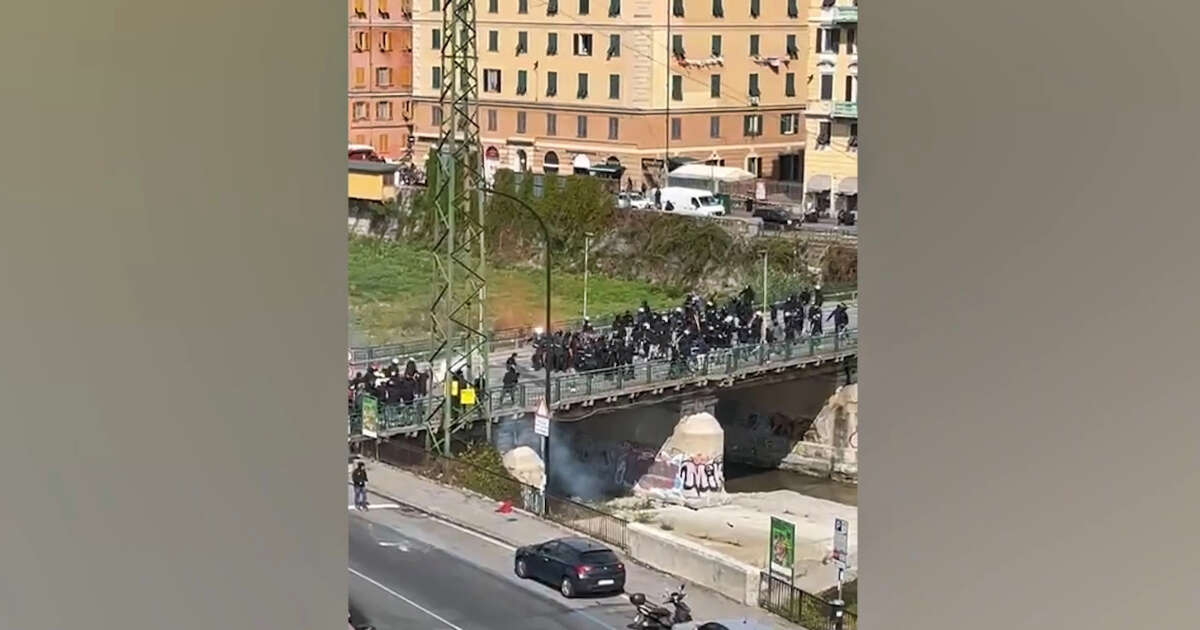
[425, 0, 489, 455]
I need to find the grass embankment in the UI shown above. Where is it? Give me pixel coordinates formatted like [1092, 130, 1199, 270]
[349, 237, 684, 344]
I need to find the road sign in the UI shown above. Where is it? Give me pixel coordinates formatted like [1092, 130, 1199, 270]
[534, 399, 551, 437]
[833, 518, 849, 569]
[768, 517, 796, 585]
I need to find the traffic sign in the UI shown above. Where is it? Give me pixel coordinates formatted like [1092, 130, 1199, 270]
[534, 399, 551, 437]
[833, 518, 849, 569]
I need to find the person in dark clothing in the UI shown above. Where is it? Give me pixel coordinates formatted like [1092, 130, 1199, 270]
[351, 461, 369, 510]
[404, 358, 417, 378]
[501, 366, 519, 404]
[653, 187, 661, 207]
[813, 285, 824, 308]
[809, 308, 823, 336]
[506, 353, 518, 372]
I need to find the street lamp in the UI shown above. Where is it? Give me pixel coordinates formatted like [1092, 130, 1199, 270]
[583, 232, 593, 321]
[481, 186, 553, 472]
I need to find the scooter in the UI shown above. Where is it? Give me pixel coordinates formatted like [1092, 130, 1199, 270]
[627, 584, 693, 629]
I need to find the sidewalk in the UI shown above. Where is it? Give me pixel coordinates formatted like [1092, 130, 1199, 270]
[360, 460, 808, 630]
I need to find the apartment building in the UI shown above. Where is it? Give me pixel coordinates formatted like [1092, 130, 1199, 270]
[803, 0, 857, 215]
[349, 0, 415, 160]
[409, 0, 810, 185]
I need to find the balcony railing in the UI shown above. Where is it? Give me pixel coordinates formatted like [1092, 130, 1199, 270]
[348, 329, 858, 436]
[835, 6, 858, 24]
[833, 101, 858, 119]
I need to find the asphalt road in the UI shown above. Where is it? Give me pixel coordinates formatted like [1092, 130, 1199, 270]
[347, 490, 779, 630]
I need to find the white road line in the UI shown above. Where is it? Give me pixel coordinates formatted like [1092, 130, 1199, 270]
[349, 567, 467, 630]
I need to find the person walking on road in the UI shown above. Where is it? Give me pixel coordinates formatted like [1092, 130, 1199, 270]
[351, 461, 369, 511]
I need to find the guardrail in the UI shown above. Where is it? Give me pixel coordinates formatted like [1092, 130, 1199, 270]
[350, 292, 858, 367]
[760, 571, 858, 630]
[349, 329, 858, 436]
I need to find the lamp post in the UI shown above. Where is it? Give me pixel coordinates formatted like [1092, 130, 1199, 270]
[583, 232, 593, 321]
[482, 186, 553, 477]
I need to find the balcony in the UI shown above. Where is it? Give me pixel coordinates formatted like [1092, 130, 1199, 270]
[835, 6, 857, 24]
[833, 101, 858, 119]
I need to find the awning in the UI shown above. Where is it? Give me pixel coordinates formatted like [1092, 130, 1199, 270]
[588, 165, 625, 179]
[838, 177, 858, 195]
[667, 156, 698, 170]
[807, 174, 832, 193]
[669, 163, 757, 183]
[572, 154, 592, 170]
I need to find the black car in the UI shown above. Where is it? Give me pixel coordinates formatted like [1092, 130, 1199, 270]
[514, 537, 626, 598]
[752, 207, 798, 230]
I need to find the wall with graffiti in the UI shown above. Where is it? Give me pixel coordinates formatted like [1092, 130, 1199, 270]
[546, 403, 680, 500]
[632, 410, 729, 508]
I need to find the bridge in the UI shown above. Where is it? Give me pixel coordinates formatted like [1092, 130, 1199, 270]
[348, 327, 858, 439]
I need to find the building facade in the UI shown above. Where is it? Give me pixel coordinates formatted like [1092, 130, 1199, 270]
[803, 0, 857, 215]
[409, 0, 810, 185]
[349, 0, 415, 160]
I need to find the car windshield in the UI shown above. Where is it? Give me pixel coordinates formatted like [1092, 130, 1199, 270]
[579, 550, 619, 565]
[696, 196, 718, 206]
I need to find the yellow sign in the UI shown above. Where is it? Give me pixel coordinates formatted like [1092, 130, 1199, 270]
[449, 380, 459, 396]
[460, 387, 476, 406]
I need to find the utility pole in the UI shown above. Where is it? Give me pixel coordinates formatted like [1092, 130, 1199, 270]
[761, 249, 768, 344]
[582, 233, 593, 320]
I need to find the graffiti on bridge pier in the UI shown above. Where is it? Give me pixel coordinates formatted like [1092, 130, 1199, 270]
[635, 450, 726, 498]
[678, 457, 724, 494]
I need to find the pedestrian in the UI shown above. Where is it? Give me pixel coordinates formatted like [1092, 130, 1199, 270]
[502, 365, 519, 404]
[351, 461, 369, 510]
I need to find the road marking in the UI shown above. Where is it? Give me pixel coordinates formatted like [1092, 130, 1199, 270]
[377, 541, 410, 551]
[349, 567, 466, 630]
[348, 503, 402, 511]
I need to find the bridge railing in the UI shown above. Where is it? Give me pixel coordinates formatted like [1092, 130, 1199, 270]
[349, 291, 858, 367]
[349, 329, 857, 436]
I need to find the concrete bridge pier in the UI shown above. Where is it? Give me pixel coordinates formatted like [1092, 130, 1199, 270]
[631, 395, 729, 509]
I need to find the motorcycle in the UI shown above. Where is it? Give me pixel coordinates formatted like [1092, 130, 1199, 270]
[627, 584, 693, 629]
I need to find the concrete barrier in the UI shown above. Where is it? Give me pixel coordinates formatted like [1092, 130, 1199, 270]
[626, 522, 760, 606]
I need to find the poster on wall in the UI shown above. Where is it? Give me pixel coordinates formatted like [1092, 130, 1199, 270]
[361, 394, 379, 439]
[768, 516, 796, 584]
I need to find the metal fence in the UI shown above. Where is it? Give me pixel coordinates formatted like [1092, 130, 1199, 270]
[760, 572, 858, 630]
[370, 439, 630, 551]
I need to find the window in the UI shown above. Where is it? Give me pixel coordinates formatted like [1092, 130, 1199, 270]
[517, 31, 528, 54]
[431, 66, 442, 89]
[672, 75, 683, 101]
[547, 32, 558, 55]
[710, 74, 721, 97]
[608, 117, 619, 140]
[849, 122, 858, 150]
[579, 0, 589, 15]
[355, 31, 369, 52]
[577, 72, 589, 99]
[432, 28, 441, 50]
[847, 28, 856, 54]
[712, 0, 723, 18]
[820, 73, 834, 100]
[785, 72, 796, 97]
[576, 115, 588, 138]
[544, 150, 560, 173]
[672, 0, 684, 17]
[354, 67, 366, 87]
[608, 34, 620, 59]
[519, 0, 528, 13]
[486, 109, 497, 131]
[352, 101, 368, 121]
[376, 67, 392, 87]
[786, 34, 798, 59]
[379, 31, 393, 52]
[709, 115, 720, 138]
[746, 156, 762, 177]
[743, 114, 762, 136]
[376, 101, 393, 121]
[516, 111, 527, 134]
[546, 71, 558, 96]
[432, 105, 443, 125]
[546, 113, 557, 136]
[748, 73, 759, 98]
[749, 34, 759, 56]
[354, 134, 366, 145]
[672, 34, 684, 58]
[488, 30, 498, 52]
[670, 117, 682, 140]
[787, 0, 798, 18]
[377, 134, 389, 153]
[711, 35, 722, 57]
[749, 0, 759, 18]
[431, 0, 439, 10]
[483, 68, 502, 93]
[353, 0, 366, 17]
[547, 0, 558, 14]
[780, 113, 799, 135]
[516, 70, 528, 95]
[844, 75, 856, 102]
[609, 0, 620, 17]
[817, 28, 840, 54]
[609, 74, 620, 99]
[488, 0, 497, 12]
[817, 121, 831, 147]
[574, 33, 593, 56]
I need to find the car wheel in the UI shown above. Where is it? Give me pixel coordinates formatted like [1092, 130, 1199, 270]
[515, 559, 528, 579]
[560, 576, 575, 598]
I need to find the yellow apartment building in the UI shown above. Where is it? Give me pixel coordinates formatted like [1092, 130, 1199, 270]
[803, 0, 857, 215]
[349, 0, 415, 160]
[409, 0, 811, 185]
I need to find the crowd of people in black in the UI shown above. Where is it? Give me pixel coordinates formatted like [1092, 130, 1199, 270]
[348, 357, 430, 409]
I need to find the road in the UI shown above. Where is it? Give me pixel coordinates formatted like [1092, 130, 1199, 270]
[348, 488, 778, 630]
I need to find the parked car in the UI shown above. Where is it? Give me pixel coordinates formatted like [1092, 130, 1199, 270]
[514, 537, 626, 598]
[617, 191, 653, 210]
[752, 206, 798, 230]
[838, 209, 857, 226]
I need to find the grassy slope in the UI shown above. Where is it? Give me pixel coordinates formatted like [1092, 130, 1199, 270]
[349, 237, 684, 344]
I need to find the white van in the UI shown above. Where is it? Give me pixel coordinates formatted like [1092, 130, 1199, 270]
[657, 187, 727, 217]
